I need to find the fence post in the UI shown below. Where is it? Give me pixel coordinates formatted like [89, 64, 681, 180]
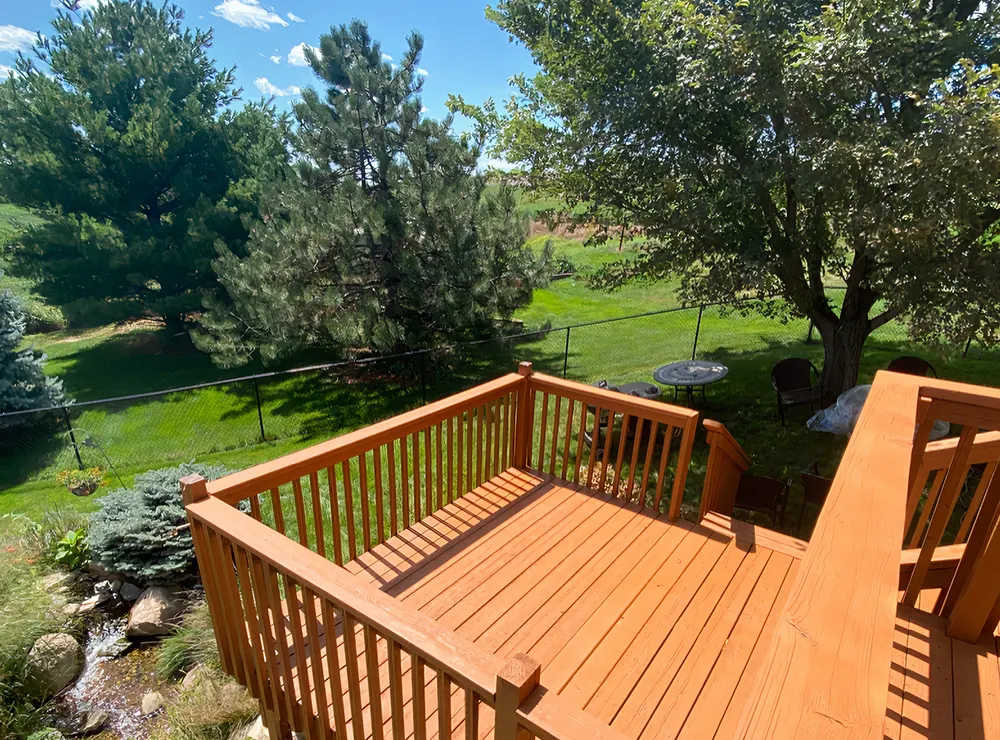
[495, 653, 541, 740]
[691, 305, 705, 360]
[61, 407, 84, 470]
[252, 378, 266, 443]
[419, 352, 427, 405]
[562, 327, 571, 379]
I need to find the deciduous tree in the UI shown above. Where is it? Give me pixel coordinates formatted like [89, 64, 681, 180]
[459, 0, 1000, 397]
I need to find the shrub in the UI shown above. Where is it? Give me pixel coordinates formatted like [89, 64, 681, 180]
[50, 529, 89, 571]
[88, 463, 229, 585]
[0, 544, 64, 738]
[152, 668, 257, 740]
[156, 600, 220, 679]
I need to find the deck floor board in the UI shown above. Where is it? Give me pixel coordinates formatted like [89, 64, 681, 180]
[264, 470, 994, 740]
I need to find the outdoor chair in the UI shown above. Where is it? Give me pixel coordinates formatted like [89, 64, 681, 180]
[798, 459, 833, 530]
[733, 472, 791, 528]
[770, 358, 822, 426]
[887, 355, 937, 377]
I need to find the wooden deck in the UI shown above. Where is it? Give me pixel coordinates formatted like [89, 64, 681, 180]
[297, 468, 802, 740]
[886, 591, 1000, 740]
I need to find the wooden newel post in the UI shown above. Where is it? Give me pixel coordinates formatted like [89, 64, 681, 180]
[514, 362, 534, 469]
[180, 473, 209, 505]
[496, 653, 541, 740]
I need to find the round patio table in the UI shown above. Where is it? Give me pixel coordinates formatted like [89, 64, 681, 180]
[589, 381, 662, 424]
[653, 360, 729, 404]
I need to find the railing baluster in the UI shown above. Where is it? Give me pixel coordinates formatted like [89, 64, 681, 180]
[341, 459, 358, 561]
[373, 446, 385, 545]
[464, 689, 479, 740]
[447, 416, 455, 505]
[477, 404, 486, 486]
[561, 399, 574, 482]
[907, 469, 943, 548]
[364, 625, 385, 740]
[549, 395, 562, 476]
[387, 638, 406, 739]
[625, 417, 644, 500]
[494, 397, 503, 476]
[484, 401, 495, 481]
[235, 547, 279, 721]
[284, 578, 318, 735]
[955, 461, 997, 544]
[612, 412, 631, 496]
[250, 555, 297, 726]
[400, 436, 411, 530]
[504, 391, 513, 469]
[412, 432, 422, 522]
[359, 452, 372, 552]
[639, 421, 658, 502]
[412, 654, 427, 740]
[249, 493, 262, 522]
[573, 402, 587, 485]
[319, 599, 349, 739]
[424, 426, 432, 517]
[262, 561, 308, 731]
[586, 405, 602, 489]
[600, 408, 615, 490]
[654, 425, 674, 512]
[537, 393, 550, 472]
[458, 411, 466, 497]
[436, 421, 444, 511]
[308, 471, 326, 558]
[292, 478, 310, 549]
[466, 408, 474, 491]
[326, 466, 343, 566]
[298, 585, 333, 740]
[341, 610, 366, 739]
[438, 670, 453, 740]
[269, 487, 285, 535]
[387, 441, 399, 536]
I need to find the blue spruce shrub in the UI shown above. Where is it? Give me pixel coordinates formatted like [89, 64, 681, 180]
[88, 463, 229, 585]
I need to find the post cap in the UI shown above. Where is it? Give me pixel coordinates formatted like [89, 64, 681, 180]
[518, 361, 533, 377]
[180, 474, 209, 505]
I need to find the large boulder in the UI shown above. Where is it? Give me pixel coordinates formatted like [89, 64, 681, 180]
[24, 633, 83, 699]
[126, 587, 185, 639]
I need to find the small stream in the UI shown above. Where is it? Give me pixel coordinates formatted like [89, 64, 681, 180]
[54, 617, 165, 738]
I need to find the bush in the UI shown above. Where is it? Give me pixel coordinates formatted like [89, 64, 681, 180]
[88, 463, 229, 585]
[151, 668, 257, 740]
[156, 600, 220, 679]
[0, 544, 65, 738]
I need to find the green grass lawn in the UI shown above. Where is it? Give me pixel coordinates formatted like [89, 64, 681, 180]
[2, 232, 998, 541]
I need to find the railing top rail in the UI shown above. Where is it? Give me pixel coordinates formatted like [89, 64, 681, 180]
[703, 419, 753, 469]
[208, 372, 524, 503]
[528, 373, 699, 427]
[516, 687, 632, 740]
[186, 494, 505, 698]
[734, 371, 917, 739]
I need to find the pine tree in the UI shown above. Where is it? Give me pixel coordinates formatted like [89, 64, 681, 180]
[194, 22, 548, 366]
[0, 1, 290, 330]
[0, 278, 66, 424]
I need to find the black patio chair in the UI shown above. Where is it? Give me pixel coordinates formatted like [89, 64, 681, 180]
[798, 459, 833, 530]
[770, 358, 822, 426]
[733, 472, 792, 528]
[887, 356, 937, 378]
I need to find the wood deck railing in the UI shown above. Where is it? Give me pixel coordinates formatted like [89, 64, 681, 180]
[184, 364, 698, 739]
[699, 419, 753, 520]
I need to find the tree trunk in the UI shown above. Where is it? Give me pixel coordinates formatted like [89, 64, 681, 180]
[816, 315, 872, 403]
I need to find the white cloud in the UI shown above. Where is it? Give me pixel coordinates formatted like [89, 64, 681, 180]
[287, 41, 317, 66]
[479, 157, 516, 172]
[0, 64, 14, 78]
[381, 53, 393, 61]
[287, 12, 304, 22]
[213, 0, 288, 31]
[50, 0, 99, 9]
[417, 68, 429, 77]
[269, 55, 282, 64]
[0, 25, 38, 54]
[420, 106, 428, 114]
[254, 77, 301, 97]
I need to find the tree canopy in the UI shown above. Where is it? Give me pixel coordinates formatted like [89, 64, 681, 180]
[195, 22, 547, 366]
[0, 0, 290, 330]
[458, 0, 1000, 395]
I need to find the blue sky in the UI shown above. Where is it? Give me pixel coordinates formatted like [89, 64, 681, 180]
[0, 1, 535, 151]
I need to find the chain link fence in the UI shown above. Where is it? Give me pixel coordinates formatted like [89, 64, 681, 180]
[2, 295, 995, 494]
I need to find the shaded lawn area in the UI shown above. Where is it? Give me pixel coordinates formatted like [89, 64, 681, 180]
[3, 234, 999, 538]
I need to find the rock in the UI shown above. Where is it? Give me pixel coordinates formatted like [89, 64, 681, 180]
[228, 716, 267, 740]
[119, 582, 142, 602]
[109, 579, 123, 593]
[140, 689, 165, 715]
[24, 633, 83, 699]
[42, 572, 76, 592]
[62, 603, 80, 617]
[126, 587, 185, 639]
[96, 637, 131, 659]
[68, 710, 108, 737]
[182, 663, 209, 689]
